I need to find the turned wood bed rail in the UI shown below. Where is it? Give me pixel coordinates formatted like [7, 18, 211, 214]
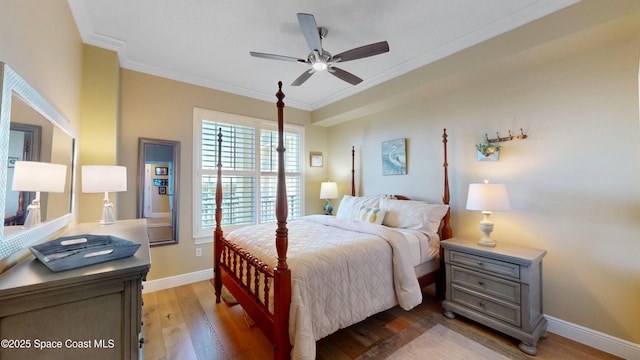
[214, 81, 451, 360]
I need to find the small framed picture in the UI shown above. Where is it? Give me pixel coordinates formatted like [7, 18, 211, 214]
[155, 166, 168, 175]
[153, 178, 169, 186]
[8, 157, 18, 168]
[158, 186, 167, 195]
[310, 152, 323, 167]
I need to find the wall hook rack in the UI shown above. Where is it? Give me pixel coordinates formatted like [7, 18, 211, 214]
[485, 128, 528, 143]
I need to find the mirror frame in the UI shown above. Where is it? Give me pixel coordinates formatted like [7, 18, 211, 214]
[137, 137, 180, 246]
[0, 62, 76, 259]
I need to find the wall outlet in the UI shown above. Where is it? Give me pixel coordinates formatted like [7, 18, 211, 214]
[196, 247, 202, 257]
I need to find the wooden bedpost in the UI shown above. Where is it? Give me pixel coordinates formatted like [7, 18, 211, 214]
[441, 128, 452, 239]
[437, 128, 452, 298]
[351, 146, 356, 196]
[273, 81, 292, 360]
[213, 128, 223, 303]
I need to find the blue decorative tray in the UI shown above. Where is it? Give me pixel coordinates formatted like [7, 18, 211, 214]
[29, 234, 141, 272]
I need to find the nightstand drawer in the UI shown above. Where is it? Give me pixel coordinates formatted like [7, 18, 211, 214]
[449, 251, 520, 279]
[450, 265, 520, 303]
[451, 285, 521, 327]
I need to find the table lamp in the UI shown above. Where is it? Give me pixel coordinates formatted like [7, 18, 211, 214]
[466, 179, 511, 247]
[11, 161, 68, 228]
[320, 181, 339, 215]
[82, 165, 127, 224]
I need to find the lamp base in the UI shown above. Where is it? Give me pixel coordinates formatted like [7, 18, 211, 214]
[100, 201, 116, 225]
[23, 203, 41, 228]
[478, 211, 496, 247]
[323, 200, 333, 215]
[478, 238, 497, 247]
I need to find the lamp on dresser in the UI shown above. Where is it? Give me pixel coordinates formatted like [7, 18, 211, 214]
[82, 165, 127, 224]
[466, 179, 511, 247]
[320, 181, 339, 215]
[11, 161, 68, 228]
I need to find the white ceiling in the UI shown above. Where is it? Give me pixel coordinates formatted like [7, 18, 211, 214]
[67, 0, 578, 111]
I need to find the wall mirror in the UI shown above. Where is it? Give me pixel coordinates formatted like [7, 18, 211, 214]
[0, 63, 76, 260]
[137, 138, 180, 246]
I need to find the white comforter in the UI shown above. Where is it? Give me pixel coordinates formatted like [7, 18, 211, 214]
[226, 215, 424, 360]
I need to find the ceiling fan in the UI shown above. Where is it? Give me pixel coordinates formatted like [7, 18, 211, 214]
[250, 13, 389, 86]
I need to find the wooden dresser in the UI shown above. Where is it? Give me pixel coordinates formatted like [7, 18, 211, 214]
[441, 237, 547, 355]
[0, 219, 151, 360]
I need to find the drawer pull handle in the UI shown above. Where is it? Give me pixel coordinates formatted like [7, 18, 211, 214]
[478, 281, 485, 286]
[478, 302, 485, 307]
[478, 262, 484, 266]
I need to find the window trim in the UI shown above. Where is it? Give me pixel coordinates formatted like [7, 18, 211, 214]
[192, 107, 305, 243]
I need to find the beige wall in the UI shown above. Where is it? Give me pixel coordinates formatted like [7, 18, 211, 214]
[118, 70, 325, 280]
[0, 0, 82, 130]
[78, 45, 120, 223]
[0, 0, 82, 272]
[324, 15, 640, 344]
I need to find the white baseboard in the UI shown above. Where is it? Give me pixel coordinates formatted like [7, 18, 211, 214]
[546, 315, 640, 359]
[142, 271, 639, 359]
[142, 268, 213, 294]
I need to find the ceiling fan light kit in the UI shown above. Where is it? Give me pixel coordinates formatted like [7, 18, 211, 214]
[250, 13, 389, 86]
[312, 62, 327, 71]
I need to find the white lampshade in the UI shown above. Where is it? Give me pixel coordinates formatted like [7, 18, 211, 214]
[82, 165, 127, 193]
[12, 161, 67, 193]
[466, 181, 511, 211]
[320, 181, 339, 200]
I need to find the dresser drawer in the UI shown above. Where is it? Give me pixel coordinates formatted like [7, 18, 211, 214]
[450, 265, 520, 303]
[449, 250, 520, 279]
[451, 285, 521, 327]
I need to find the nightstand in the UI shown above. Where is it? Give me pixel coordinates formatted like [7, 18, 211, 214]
[441, 237, 547, 355]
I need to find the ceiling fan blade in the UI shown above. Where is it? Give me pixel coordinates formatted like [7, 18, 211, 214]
[291, 69, 315, 86]
[297, 13, 322, 53]
[333, 41, 389, 63]
[250, 51, 307, 63]
[328, 67, 363, 85]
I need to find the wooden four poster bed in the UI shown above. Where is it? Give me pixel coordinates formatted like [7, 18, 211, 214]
[213, 82, 452, 360]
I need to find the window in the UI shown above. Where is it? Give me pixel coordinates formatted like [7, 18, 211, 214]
[193, 108, 304, 242]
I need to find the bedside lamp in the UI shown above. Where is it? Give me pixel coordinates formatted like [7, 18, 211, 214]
[82, 165, 127, 224]
[11, 161, 68, 228]
[320, 181, 339, 215]
[466, 179, 511, 247]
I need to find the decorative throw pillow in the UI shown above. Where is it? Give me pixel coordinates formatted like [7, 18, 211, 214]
[354, 206, 386, 225]
[335, 195, 381, 219]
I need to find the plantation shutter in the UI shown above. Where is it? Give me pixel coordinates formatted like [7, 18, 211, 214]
[198, 117, 302, 231]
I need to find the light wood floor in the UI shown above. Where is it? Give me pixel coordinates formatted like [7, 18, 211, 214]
[141, 280, 621, 360]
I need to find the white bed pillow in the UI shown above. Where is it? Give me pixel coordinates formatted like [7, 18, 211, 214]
[379, 198, 449, 233]
[335, 195, 381, 219]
